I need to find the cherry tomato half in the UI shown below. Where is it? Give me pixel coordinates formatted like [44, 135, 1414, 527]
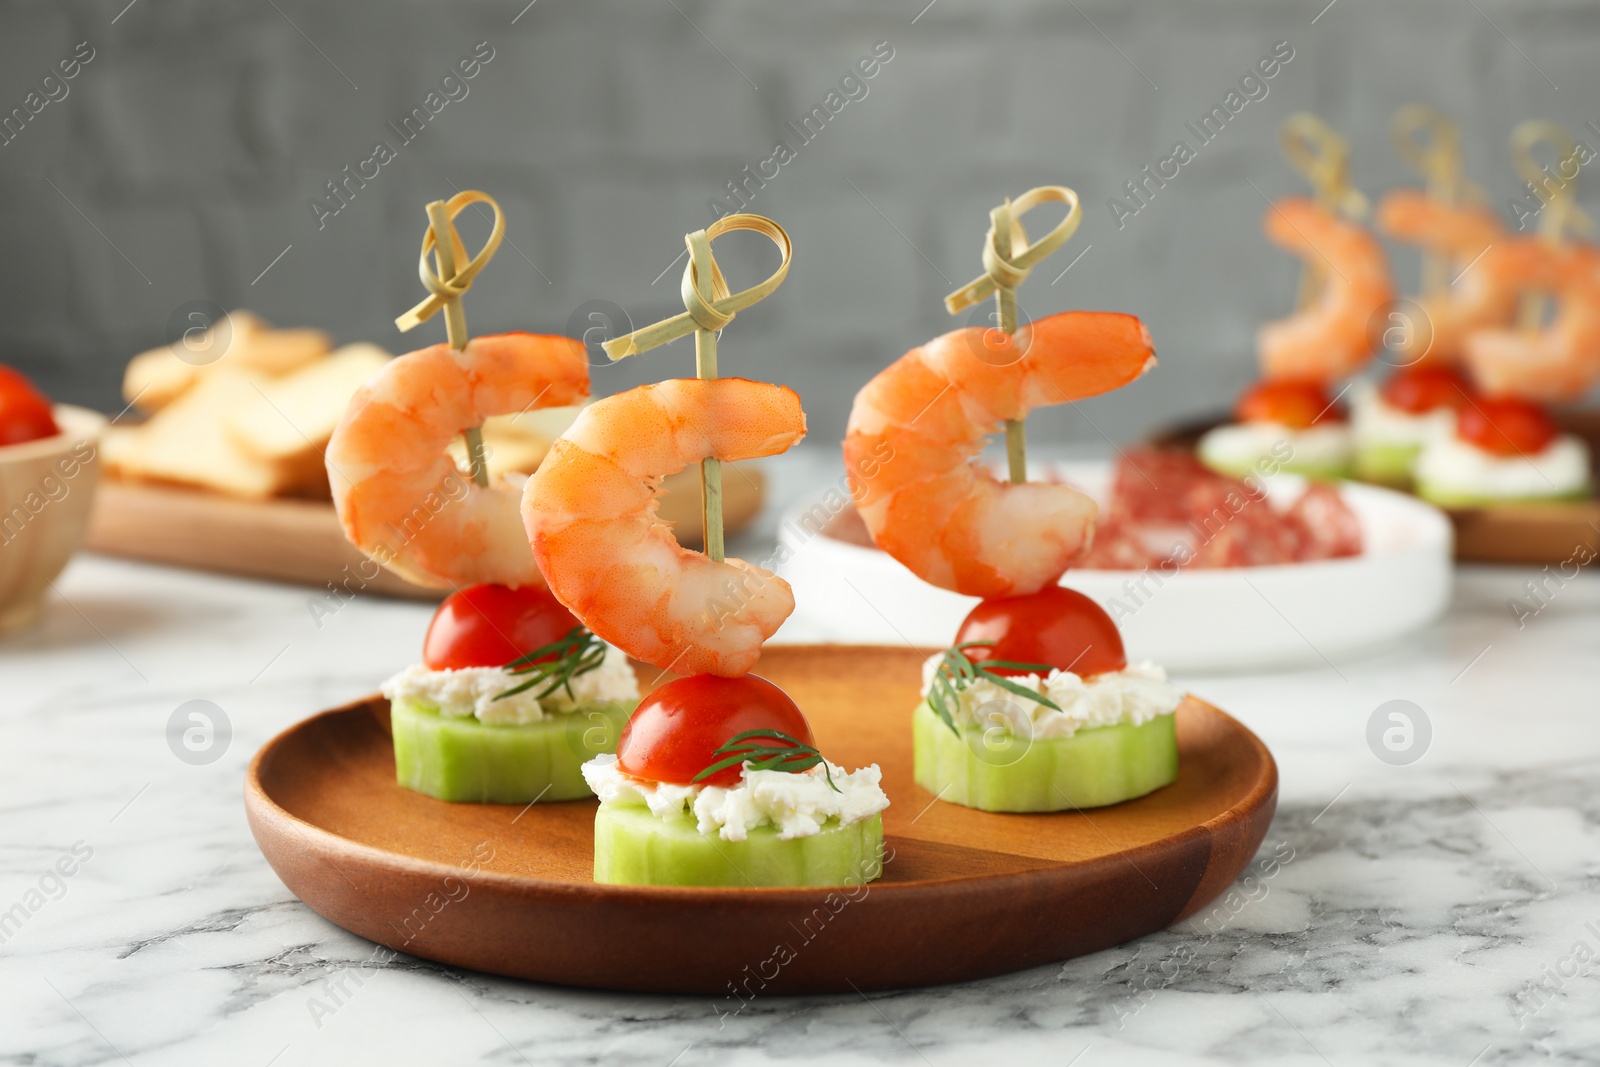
[0, 365, 59, 446]
[616, 673, 812, 787]
[954, 585, 1127, 678]
[1380, 365, 1470, 415]
[422, 583, 581, 670]
[1457, 397, 1559, 457]
[1235, 379, 1344, 429]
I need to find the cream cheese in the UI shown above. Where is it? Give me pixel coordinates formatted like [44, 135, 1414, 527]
[581, 754, 890, 842]
[1415, 432, 1591, 499]
[1198, 420, 1352, 472]
[921, 658, 1183, 740]
[381, 642, 639, 725]
[1350, 381, 1458, 447]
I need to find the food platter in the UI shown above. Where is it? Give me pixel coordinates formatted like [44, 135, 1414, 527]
[1153, 412, 1600, 566]
[779, 461, 1452, 672]
[245, 645, 1276, 994]
[84, 466, 765, 598]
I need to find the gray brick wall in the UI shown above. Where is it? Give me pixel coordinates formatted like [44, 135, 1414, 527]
[2, 0, 1597, 447]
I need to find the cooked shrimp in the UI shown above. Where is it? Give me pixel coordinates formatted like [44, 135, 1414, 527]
[328, 332, 588, 589]
[1463, 240, 1600, 402]
[1377, 190, 1517, 364]
[1258, 197, 1395, 382]
[523, 377, 806, 678]
[842, 311, 1155, 599]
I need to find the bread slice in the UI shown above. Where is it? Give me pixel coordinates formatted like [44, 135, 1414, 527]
[107, 369, 292, 498]
[445, 426, 553, 481]
[123, 310, 331, 412]
[227, 343, 390, 462]
[485, 403, 585, 442]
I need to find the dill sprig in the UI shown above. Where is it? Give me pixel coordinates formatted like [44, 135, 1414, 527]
[926, 640, 1061, 736]
[692, 729, 841, 793]
[493, 626, 608, 702]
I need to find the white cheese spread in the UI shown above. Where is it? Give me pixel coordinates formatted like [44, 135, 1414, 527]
[921, 658, 1183, 740]
[1350, 381, 1458, 447]
[381, 642, 639, 725]
[1415, 432, 1590, 500]
[1199, 420, 1352, 473]
[581, 754, 890, 842]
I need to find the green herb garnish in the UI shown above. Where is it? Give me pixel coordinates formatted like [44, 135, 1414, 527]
[692, 729, 840, 793]
[926, 641, 1061, 736]
[493, 626, 607, 702]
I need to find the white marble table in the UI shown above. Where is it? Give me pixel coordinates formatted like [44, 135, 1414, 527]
[3, 451, 1598, 1066]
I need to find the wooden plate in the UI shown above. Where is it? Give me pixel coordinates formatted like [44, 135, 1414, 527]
[246, 646, 1277, 993]
[84, 466, 765, 599]
[1150, 410, 1600, 566]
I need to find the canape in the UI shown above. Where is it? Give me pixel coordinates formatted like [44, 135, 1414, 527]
[912, 587, 1181, 812]
[1198, 379, 1353, 481]
[582, 674, 888, 887]
[1350, 367, 1467, 486]
[1414, 397, 1590, 506]
[383, 584, 639, 802]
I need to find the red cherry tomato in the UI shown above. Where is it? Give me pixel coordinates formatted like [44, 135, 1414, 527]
[954, 586, 1127, 678]
[422, 583, 581, 670]
[617, 674, 812, 787]
[1235, 379, 1344, 429]
[0, 365, 59, 446]
[1380, 366, 1470, 415]
[1457, 397, 1559, 457]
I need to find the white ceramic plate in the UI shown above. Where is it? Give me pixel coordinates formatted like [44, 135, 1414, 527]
[775, 461, 1453, 673]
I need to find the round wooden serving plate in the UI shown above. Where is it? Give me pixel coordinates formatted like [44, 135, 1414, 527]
[246, 646, 1277, 994]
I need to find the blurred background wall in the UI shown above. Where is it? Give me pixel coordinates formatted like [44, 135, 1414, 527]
[2, 0, 1598, 448]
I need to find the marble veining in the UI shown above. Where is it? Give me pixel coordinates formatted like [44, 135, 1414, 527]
[3, 451, 1599, 1065]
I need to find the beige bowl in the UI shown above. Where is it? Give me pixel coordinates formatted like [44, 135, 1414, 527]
[0, 405, 106, 633]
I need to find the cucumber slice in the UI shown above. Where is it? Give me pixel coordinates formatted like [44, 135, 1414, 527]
[390, 697, 634, 803]
[1353, 441, 1420, 487]
[912, 700, 1179, 812]
[1415, 482, 1591, 508]
[593, 805, 884, 887]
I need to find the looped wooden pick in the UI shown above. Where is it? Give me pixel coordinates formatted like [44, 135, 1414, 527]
[1391, 104, 1482, 296]
[1282, 112, 1368, 219]
[1281, 114, 1367, 315]
[602, 213, 793, 564]
[944, 185, 1082, 484]
[944, 185, 1082, 330]
[602, 214, 792, 363]
[394, 190, 506, 488]
[1510, 120, 1594, 249]
[1510, 120, 1594, 332]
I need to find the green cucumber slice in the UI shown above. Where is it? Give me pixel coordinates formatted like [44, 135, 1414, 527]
[1199, 452, 1351, 483]
[1415, 482, 1591, 508]
[390, 697, 634, 803]
[592, 805, 884, 887]
[1353, 441, 1421, 487]
[912, 700, 1179, 812]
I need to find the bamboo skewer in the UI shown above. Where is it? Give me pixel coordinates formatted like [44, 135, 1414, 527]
[1281, 113, 1367, 313]
[601, 214, 793, 563]
[1509, 120, 1594, 333]
[1391, 104, 1471, 299]
[396, 191, 507, 489]
[944, 185, 1082, 484]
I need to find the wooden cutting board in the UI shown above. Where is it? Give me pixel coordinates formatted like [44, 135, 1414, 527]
[245, 645, 1277, 994]
[84, 466, 765, 599]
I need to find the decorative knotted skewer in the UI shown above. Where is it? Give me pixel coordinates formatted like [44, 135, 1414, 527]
[944, 185, 1081, 484]
[1391, 104, 1481, 296]
[1281, 113, 1368, 313]
[601, 213, 792, 563]
[1510, 119, 1595, 331]
[395, 190, 506, 488]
